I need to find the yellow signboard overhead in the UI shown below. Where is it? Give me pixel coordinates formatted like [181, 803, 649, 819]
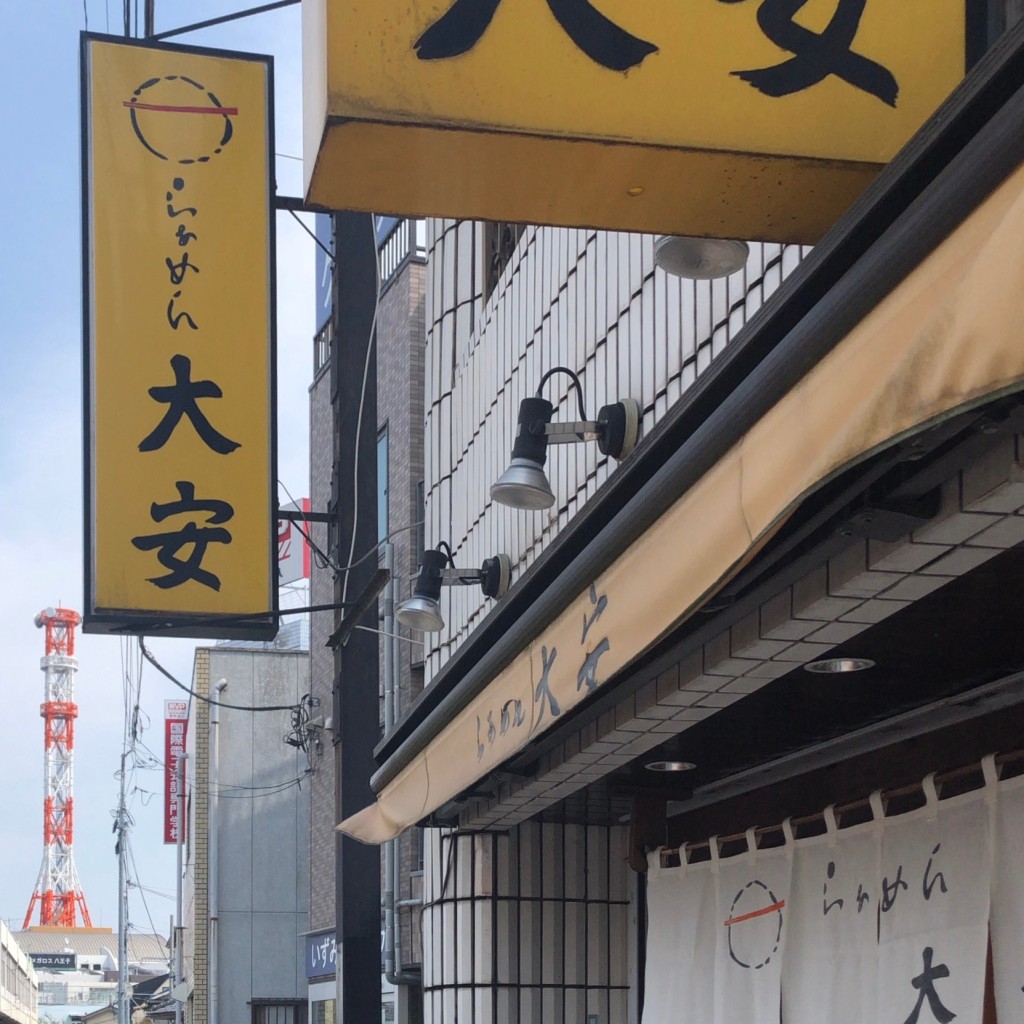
[83, 34, 277, 639]
[303, 0, 965, 242]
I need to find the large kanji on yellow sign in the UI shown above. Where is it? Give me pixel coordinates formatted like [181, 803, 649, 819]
[303, 0, 965, 242]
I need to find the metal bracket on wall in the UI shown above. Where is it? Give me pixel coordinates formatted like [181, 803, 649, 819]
[326, 569, 392, 650]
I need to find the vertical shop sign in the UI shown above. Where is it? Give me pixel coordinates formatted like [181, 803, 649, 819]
[164, 699, 189, 844]
[82, 34, 276, 639]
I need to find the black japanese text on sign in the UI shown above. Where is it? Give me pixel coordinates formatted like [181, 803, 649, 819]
[304, 0, 965, 242]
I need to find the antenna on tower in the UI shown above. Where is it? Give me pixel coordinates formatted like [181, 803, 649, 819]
[23, 607, 93, 929]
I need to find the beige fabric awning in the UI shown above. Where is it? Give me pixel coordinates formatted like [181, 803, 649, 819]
[340, 159, 1024, 845]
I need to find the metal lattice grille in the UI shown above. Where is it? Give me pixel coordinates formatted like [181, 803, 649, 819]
[421, 823, 634, 1023]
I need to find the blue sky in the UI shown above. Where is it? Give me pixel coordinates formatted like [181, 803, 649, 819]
[0, 1, 314, 933]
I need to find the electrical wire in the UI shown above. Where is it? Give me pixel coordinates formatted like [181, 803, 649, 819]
[131, 883, 175, 903]
[217, 778, 307, 798]
[127, 838, 161, 939]
[139, 637, 302, 712]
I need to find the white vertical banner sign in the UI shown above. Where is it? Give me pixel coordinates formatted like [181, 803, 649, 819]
[876, 775, 995, 1024]
[990, 769, 1024, 1024]
[713, 826, 793, 1024]
[783, 806, 882, 1024]
[642, 855, 716, 1024]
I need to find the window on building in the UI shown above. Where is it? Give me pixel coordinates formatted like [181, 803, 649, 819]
[483, 221, 525, 300]
[377, 426, 389, 544]
[311, 1000, 335, 1024]
[251, 1001, 307, 1024]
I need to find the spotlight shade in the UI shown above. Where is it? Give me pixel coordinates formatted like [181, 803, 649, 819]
[492, 395, 557, 509]
[490, 458, 556, 510]
[395, 594, 445, 632]
[396, 548, 448, 631]
[396, 548, 512, 631]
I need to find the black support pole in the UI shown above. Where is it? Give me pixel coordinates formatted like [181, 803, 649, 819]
[331, 211, 381, 1023]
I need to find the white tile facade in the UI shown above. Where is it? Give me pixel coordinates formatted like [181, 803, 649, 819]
[422, 222, 811, 680]
[460, 438, 1024, 831]
[417, 224, 807, 1021]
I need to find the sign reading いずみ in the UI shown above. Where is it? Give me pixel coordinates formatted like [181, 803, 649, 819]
[82, 34, 276, 640]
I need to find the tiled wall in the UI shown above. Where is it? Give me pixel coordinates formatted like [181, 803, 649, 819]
[422, 222, 809, 679]
[308, 358, 337, 935]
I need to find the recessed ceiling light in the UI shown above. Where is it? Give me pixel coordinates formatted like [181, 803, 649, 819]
[644, 760, 697, 773]
[804, 657, 876, 674]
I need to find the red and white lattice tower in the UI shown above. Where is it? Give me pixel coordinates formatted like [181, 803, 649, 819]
[23, 607, 93, 929]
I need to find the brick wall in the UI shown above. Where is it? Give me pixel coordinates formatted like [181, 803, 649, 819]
[309, 361, 337, 935]
[377, 255, 427, 971]
[188, 649, 211, 1024]
[307, 231, 428, 973]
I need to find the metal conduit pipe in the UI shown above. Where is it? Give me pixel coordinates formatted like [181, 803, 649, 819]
[381, 544, 422, 987]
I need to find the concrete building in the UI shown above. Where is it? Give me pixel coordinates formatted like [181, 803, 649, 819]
[182, 646, 310, 1024]
[14, 929, 167, 1024]
[1, 920, 36, 1024]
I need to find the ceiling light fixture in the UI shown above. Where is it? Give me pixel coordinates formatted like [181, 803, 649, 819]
[395, 543, 511, 633]
[804, 657, 876, 674]
[644, 760, 697, 773]
[653, 235, 750, 280]
[490, 366, 640, 511]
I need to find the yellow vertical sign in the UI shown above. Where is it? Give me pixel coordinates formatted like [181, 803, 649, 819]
[83, 35, 276, 639]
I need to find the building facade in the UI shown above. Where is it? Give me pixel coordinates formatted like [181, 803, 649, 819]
[13, 929, 167, 1024]
[182, 647, 310, 1024]
[0, 921, 36, 1024]
[317, 7, 1024, 1024]
[409, 218, 809, 1024]
[307, 215, 428, 1024]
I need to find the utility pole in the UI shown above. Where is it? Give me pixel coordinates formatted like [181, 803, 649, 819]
[331, 212, 381, 1024]
[115, 750, 130, 1024]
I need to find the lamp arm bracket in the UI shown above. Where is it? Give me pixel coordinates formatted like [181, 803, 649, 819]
[440, 569, 484, 586]
[544, 420, 601, 444]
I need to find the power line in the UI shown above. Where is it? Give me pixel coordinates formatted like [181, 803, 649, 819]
[139, 638, 302, 712]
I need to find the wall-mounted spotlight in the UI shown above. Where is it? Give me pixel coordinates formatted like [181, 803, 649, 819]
[490, 366, 640, 511]
[396, 542, 511, 632]
[653, 235, 749, 280]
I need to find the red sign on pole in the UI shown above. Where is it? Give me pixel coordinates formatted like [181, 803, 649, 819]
[164, 700, 188, 844]
[278, 498, 312, 586]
